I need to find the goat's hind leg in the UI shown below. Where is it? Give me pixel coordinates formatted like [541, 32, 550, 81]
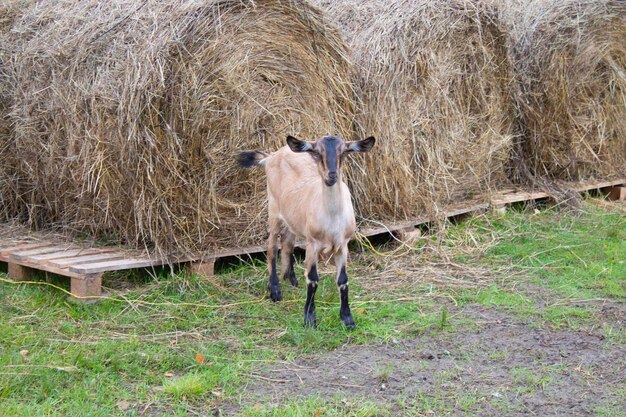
[334, 244, 355, 329]
[280, 226, 298, 287]
[267, 217, 282, 302]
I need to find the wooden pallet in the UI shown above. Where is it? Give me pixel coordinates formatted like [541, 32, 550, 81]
[1, 178, 624, 301]
[204, 178, 625, 261]
[0, 241, 192, 301]
[489, 178, 626, 210]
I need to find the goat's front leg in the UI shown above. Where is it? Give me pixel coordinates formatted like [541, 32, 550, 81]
[334, 244, 355, 329]
[267, 217, 281, 302]
[304, 241, 321, 328]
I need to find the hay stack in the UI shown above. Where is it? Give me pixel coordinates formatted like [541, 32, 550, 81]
[501, 0, 626, 180]
[7, 0, 354, 254]
[0, 0, 37, 221]
[314, 0, 516, 221]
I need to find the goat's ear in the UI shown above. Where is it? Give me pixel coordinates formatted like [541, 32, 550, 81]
[287, 135, 313, 153]
[346, 136, 375, 153]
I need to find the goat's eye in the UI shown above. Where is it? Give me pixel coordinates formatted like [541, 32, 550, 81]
[310, 153, 321, 161]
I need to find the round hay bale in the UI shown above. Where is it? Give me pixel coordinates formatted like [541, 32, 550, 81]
[502, 0, 626, 180]
[8, 0, 354, 254]
[314, 0, 516, 221]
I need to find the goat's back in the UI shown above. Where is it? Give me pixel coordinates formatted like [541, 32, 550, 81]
[264, 146, 319, 199]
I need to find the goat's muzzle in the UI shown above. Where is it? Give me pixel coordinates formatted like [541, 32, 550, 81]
[325, 172, 338, 187]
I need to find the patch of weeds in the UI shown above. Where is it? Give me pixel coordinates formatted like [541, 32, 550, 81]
[373, 363, 394, 384]
[489, 391, 524, 414]
[402, 387, 487, 416]
[438, 305, 449, 329]
[488, 348, 510, 362]
[510, 367, 553, 395]
[241, 396, 390, 417]
[472, 285, 533, 308]
[602, 324, 626, 345]
[163, 373, 210, 398]
[457, 392, 481, 412]
[540, 304, 592, 328]
[595, 402, 626, 417]
[404, 391, 448, 416]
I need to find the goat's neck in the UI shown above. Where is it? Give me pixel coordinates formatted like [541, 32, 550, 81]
[320, 178, 345, 215]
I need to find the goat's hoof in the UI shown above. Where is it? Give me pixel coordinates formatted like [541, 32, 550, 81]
[269, 287, 282, 302]
[341, 314, 355, 330]
[289, 276, 299, 288]
[304, 313, 317, 328]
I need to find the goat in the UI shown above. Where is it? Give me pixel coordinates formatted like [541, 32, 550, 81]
[238, 135, 375, 329]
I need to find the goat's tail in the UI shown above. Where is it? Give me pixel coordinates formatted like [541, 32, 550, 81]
[238, 151, 268, 168]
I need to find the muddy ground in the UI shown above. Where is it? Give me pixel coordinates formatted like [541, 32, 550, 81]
[231, 303, 626, 416]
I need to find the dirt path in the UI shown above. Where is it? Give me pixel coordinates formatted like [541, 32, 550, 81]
[237, 305, 626, 416]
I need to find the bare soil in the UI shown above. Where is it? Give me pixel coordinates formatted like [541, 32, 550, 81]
[235, 304, 626, 416]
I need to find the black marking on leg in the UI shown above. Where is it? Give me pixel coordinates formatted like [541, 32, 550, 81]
[282, 251, 298, 287]
[269, 248, 281, 302]
[337, 266, 348, 286]
[304, 264, 318, 328]
[337, 266, 355, 329]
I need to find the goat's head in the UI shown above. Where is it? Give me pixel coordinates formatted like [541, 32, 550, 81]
[286, 135, 375, 187]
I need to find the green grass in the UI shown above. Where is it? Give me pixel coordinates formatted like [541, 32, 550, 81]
[485, 210, 625, 299]
[449, 201, 625, 329]
[0, 261, 440, 416]
[0, 198, 624, 415]
[510, 367, 553, 395]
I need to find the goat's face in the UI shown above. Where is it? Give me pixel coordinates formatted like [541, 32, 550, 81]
[286, 135, 375, 187]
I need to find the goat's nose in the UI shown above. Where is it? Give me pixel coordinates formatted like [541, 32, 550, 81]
[328, 172, 338, 181]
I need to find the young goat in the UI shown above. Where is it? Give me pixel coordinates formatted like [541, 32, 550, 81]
[238, 135, 375, 328]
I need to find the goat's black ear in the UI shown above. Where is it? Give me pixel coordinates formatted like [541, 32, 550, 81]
[347, 136, 375, 153]
[287, 135, 313, 153]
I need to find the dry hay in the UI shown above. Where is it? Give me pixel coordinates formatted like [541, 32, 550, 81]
[0, 0, 36, 221]
[314, 0, 516, 223]
[499, 0, 626, 181]
[6, 0, 354, 255]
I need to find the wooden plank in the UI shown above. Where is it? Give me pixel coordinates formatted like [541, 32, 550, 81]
[10, 246, 71, 261]
[443, 203, 490, 218]
[491, 191, 550, 206]
[28, 248, 112, 263]
[8, 257, 85, 278]
[572, 178, 625, 192]
[213, 245, 266, 258]
[49, 253, 127, 267]
[0, 241, 30, 249]
[360, 217, 430, 237]
[0, 243, 51, 256]
[69, 258, 166, 274]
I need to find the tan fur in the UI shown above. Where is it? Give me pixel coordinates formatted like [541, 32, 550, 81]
[263, 146, 356, 256]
